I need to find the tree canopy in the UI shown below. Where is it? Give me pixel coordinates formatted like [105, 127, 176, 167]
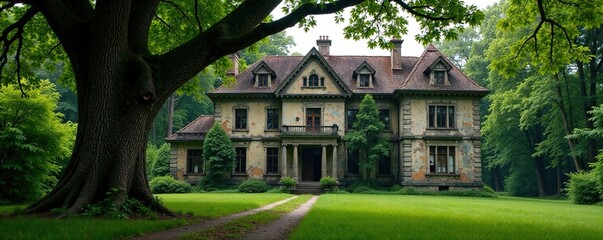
[0, 0, 485, 216]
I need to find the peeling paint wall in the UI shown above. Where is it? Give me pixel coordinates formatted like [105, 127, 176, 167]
[408, 97, 476, 136]
[282, 100, 346, 136]
[215, 100, 281, 138]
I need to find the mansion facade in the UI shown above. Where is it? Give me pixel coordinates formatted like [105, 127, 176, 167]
[166, 37, 489, 190]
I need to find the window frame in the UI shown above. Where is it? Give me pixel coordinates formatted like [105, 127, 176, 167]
[428, 145, 456, 174]
[347, 149, 360, 175]
[186, 149, 204, 175]
[379, 109, 391, 130]
[433, 70, 446, 85]
[358, 73, 371, 88]
[258, 73, 269, 87]
[346, 109, 358, 130]
[378, 154, 391, 176]
[266, 108, 280, 130]
[428, 105, 456, 129]
[234, 147, 247, 174]
[265, 147, 279, 174]
[234, 108, 248, 130]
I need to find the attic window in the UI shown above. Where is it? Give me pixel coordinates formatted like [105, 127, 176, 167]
[353, 61, 376, 88]
[434, 71, 445, 85]
[359, 74, 371, 87]
[258, 74, 269, 87]
[303, 73, 325, 87]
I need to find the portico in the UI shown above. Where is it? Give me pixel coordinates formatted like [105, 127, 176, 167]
[280, 138, 339, 181]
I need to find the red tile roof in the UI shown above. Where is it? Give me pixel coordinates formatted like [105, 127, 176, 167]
[165, 115, 215, 141]
[210, 44, 488, 96]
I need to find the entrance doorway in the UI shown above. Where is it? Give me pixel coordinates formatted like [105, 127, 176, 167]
[301, 147, 321, 181]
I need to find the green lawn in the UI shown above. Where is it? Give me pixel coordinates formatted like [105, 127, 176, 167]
[0, 193, 292, 240]
[290, 194, 603, 240]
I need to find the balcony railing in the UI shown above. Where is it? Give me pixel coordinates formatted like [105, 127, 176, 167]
[281, 125, 339, 136]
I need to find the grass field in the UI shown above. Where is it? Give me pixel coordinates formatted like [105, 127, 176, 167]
[0, 193, 292, 240]
[290, 194, 603, 240]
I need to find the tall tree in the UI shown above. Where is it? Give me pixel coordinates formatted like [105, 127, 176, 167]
[345, 94, 390, 180]
[0, 80, 75, 202]
[0, 0, 483, 215]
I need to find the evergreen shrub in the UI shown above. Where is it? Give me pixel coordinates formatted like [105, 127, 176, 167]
[149, 176, 191, 194]
[239, 179, 270, 193]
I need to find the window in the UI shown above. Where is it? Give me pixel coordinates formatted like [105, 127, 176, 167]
[346, 109, 358, 130]
[434, 71, 445, 84]
[266, 109, 279, 129]
[306, 108, 321, 131]
[266, 148, 279, 174]
[187, 149, 203, 174]
[428, 105, 455, 129]
[304, 74, 324, 87]
[347, 149, 360, 174]
[359, 74, 370, 87]
[379, 109, 390, 130]
[378, 155, 390, 175]
[235, 109, 247, 129]
[235, 148, 247, 174]
[429, 146, 455, 174]
[258, 74, 269, 87]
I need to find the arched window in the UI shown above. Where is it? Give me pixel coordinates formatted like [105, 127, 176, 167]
[308, 74, 319, 86]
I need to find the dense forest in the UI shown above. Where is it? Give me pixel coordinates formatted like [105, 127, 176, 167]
[438, 0, 603, 197]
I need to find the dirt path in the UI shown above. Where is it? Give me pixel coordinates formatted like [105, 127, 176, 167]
[132, 196, 299, 240]
[243, 195, 319, 240]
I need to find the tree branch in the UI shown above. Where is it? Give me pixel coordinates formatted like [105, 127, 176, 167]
[128, 0, 160, 54]
[392, 0, 465, 21]
[0, 6, 38, 92]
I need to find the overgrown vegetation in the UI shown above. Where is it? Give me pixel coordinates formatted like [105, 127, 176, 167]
[278, 177, 297, 189]
[319, 177, 339, 189]
[150, 143, 172, 178]
[149, 176, 192, 194]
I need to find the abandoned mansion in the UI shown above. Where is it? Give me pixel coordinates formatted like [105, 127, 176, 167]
[166, 37, 489, 190]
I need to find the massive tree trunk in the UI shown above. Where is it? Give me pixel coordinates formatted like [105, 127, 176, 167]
[22, 0, 360, 215]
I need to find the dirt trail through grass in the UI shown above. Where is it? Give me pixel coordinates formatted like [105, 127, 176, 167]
[132, 196, 299, 240]
[243, 195, 319, 240]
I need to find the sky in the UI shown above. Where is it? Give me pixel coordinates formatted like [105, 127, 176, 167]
[272, 0, 498, 57]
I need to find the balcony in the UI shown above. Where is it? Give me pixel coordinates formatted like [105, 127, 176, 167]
[281, 125, 339, 136]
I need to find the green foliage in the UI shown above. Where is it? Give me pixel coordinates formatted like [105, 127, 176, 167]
[151, 143, 171, 178]
[0, 80, 75, 203]
[200, 123, 236, 191]
[278, 177, 297, 188]
[145, 143, 159, 179]
[483, 185, 496, 194]
[148, 176, 192, 194]
[319, 176, 338, 189]
[239, 31, 296, 64]
[81, 188, 158, 219]
[565, 171, 602, 205]
[238, 180, 271, 193]
[345, 94, 390, 179]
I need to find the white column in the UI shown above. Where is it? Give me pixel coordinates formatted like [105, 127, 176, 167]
[281, 145, 287, 177]
[293, 145, 299, 179]
[332, 145, 338, 179]
[322, 145, 327, 178]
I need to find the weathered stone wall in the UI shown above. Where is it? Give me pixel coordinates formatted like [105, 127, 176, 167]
[283, 60, 344, 95]
[170, 142, 204, 183]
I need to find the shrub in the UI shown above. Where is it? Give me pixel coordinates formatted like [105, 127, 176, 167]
[390, 184, 402, 192]
[149, 176, 191, 194]
[201, 123, 236, 191]
[483, 185, 496, 194]
[319, 176, 339, 189]
[239, 179, 270, 193]
[566, 171, 601, 205]
[278, 177, 297, 188]
[151, 143, 171, 178]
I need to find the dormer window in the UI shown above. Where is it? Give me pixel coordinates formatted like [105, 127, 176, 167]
[359, 74, 370, 87]
[354, 61, 376, 88]
[258, 74, 269, 87]
[425, 56, 453, 86]
[252, 61, 276, 88]
[434, 71, 445, 85]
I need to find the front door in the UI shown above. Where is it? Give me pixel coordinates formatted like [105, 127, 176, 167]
[306, 108, 321, 132]
[301, 147, 322, 181]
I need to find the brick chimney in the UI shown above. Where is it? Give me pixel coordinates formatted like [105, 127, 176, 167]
[390, 39, 403, 70]
[227, 52, 240, 77]
[316, 35, 332, 56]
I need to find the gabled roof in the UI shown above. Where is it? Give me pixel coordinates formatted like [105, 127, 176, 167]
[275, 48, 353, 97]
[423, 56, 453, 74]
[399, 44, 489, 96]
[252, 61, 276, 78]
[208, 43, 487, 98]
[165, 115, 214, 142]
[353, 61, 376, 77]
